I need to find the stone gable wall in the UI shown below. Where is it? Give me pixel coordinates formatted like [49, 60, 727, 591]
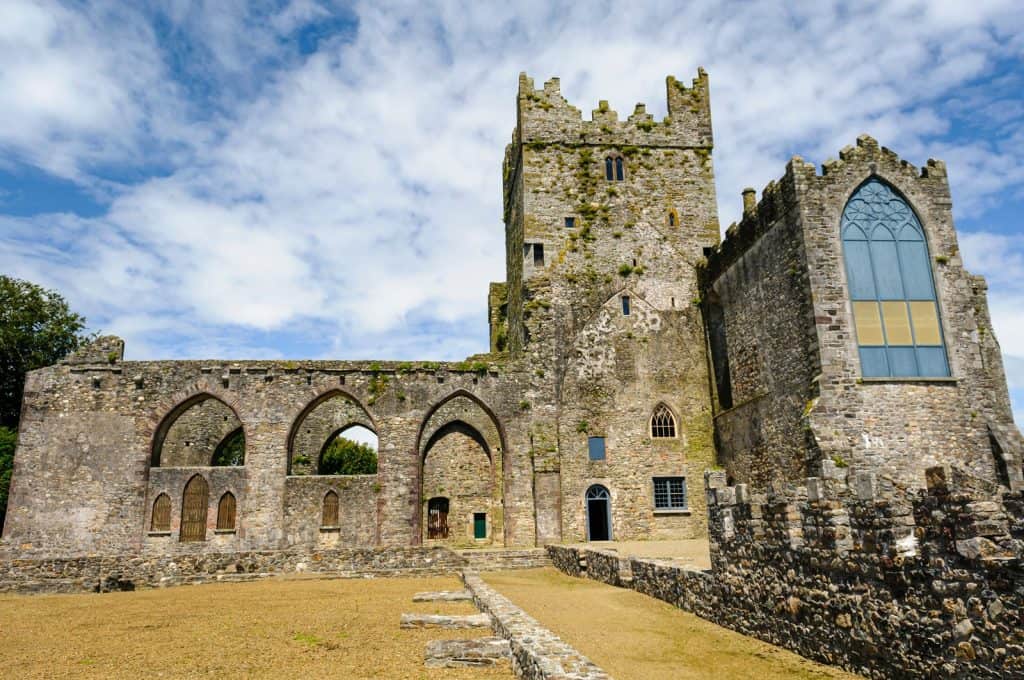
[704, 135, 1024, 490]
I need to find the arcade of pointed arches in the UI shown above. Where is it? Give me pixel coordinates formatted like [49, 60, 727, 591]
[146, 391, 679, 545]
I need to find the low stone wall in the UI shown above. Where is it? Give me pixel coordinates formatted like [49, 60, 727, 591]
[0, 546, 466, 594]
[459, 548, 551, 571]
[463, 572, 611, 679]
[549, 467, 1024, 679]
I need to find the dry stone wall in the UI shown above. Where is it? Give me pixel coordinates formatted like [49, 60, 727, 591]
[550, 468, 1024, 679]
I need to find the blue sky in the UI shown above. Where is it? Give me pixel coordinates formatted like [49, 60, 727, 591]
[0, 1, 1022, 426]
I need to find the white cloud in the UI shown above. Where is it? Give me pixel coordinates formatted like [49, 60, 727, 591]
[2, 0, 1024, 370]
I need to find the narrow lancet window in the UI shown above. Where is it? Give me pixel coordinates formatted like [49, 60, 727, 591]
[651, 404, 676, 438]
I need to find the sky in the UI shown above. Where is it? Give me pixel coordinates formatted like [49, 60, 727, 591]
[0, 1, 1022, 426]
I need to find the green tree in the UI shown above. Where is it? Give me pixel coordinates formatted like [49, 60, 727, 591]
[0, 427, 15, 530]
[320, 436, 378, 475]
[211, 428, 245, 466]
[0, 276, 90, 531]
[1, 276, 90, 428]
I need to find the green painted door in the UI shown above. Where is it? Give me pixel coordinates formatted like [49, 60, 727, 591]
[473, 513, 486, 539]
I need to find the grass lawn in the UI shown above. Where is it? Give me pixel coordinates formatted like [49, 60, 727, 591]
[0, 575, 511, 679]
[483, 568, 860, 680]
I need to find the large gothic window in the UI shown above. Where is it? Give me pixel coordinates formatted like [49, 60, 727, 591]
[841, 179, 949, 377]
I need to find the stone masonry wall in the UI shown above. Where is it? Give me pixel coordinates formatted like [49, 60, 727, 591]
[505, 72, 720, 542]
[704, 136, 1024, 490]
[550, 467, 1024, 679]
[705, 180, 819, 487]
[3, 354, 541, 554]
[160, 397, 241, 466]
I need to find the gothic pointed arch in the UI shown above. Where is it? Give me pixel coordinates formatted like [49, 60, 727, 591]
[650, 402, 677, 438]
[841, 178, 948, 377]
[415, 390, 506, 546]
[152, 393, 244, 467]
[180, 474, 209, 542]
[150, 493, 171, 533]
[216, 492, 236, 531]
[287, 389, 377, 475]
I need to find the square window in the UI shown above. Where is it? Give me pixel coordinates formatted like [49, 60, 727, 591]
[588, 436, 606, 461]
[565, 216, 575, 228]
[653, 477, 687, 510]
[621, 296, 630, 316]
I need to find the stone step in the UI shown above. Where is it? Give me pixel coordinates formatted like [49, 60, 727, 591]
[412, 589, 473, 602]
[400, 613, 492, 629]
[424, 637, 510, 668]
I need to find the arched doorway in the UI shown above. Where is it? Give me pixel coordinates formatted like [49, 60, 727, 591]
[181, 474, 209, 542]
[585, 485, 611, 541]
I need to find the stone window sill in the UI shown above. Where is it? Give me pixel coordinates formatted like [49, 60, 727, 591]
[214, 529, 236, 535]
[147, 531, 172, 537]
[859, 377, 958, 384]
[653, 508, 691, 516]
[320, 526, 341, 533]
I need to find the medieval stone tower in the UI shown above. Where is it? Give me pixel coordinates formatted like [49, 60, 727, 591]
[492, 71, 720, 542]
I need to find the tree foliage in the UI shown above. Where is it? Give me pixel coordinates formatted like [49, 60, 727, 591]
[1, 276, 90, 428]
[320, 436, 378, 475]
[211, 428, 245, 466]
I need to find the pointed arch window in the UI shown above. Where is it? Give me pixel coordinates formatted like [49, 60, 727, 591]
[615, 157, 624, 181]
[668, 210, 677, 227]
[322, 490, 339, 528]
[150, 493, 171, 533]
[180, 475, 209, 542]
[216, 492, 236, 531]
[841, 179, 949, 377]
[605, 156, 614, 180]
[651, 404, 676, 438]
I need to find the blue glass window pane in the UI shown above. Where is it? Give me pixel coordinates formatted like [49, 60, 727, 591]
[615, 157, 624, 181]
[898, 241, 934, 300]
[621, 296, 631, 316]
[588, 437, 606, 461]
[843, 224, 867, 240]
[916, 347, 949, 377]
[897, 224, 923, 241]
[859, 347, 889, 377]
[605, 158, 613, 180]
[887, 347, 918, 377]
[870, 239, 904, 299]
[844, 241, 876, 299]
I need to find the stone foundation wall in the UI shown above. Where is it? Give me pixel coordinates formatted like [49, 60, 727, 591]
[549, 467, 1024, 679]
[0, 546, 465, 595]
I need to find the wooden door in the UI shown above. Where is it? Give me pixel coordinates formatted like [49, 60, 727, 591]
[427, 497, 449, 539]
[180, 475, 209, 542]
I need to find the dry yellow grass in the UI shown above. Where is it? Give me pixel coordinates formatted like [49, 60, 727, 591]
[483, 568, 860, 680]
[0, 576, 512, 679]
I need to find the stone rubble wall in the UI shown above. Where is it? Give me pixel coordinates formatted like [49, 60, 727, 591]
[0, 546, 550, 595]
[549, 468, 1024, 679]
[463, 572, 612, 680]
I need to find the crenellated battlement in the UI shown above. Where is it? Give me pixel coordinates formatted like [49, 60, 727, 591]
[515, 70, 713, 149]
[703, 133, 952, 286]
[705, 463, 1024, 570]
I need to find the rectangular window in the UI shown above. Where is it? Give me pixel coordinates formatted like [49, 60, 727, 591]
[621, 295, 630, 316]
[523, 243, 531, 259]
[588, 436, 606, 461]
[533, 243, 544, 266]
[653, 477, 687, 510]
[565, 216, 575, 228]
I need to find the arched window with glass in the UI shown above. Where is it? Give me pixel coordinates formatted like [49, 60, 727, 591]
[841, 179, 949, 378]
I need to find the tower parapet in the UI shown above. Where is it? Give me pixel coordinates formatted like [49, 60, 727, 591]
[515, 70, 712, 149]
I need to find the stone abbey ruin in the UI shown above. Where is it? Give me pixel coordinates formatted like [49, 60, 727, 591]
[3, 71, 1023, 678]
